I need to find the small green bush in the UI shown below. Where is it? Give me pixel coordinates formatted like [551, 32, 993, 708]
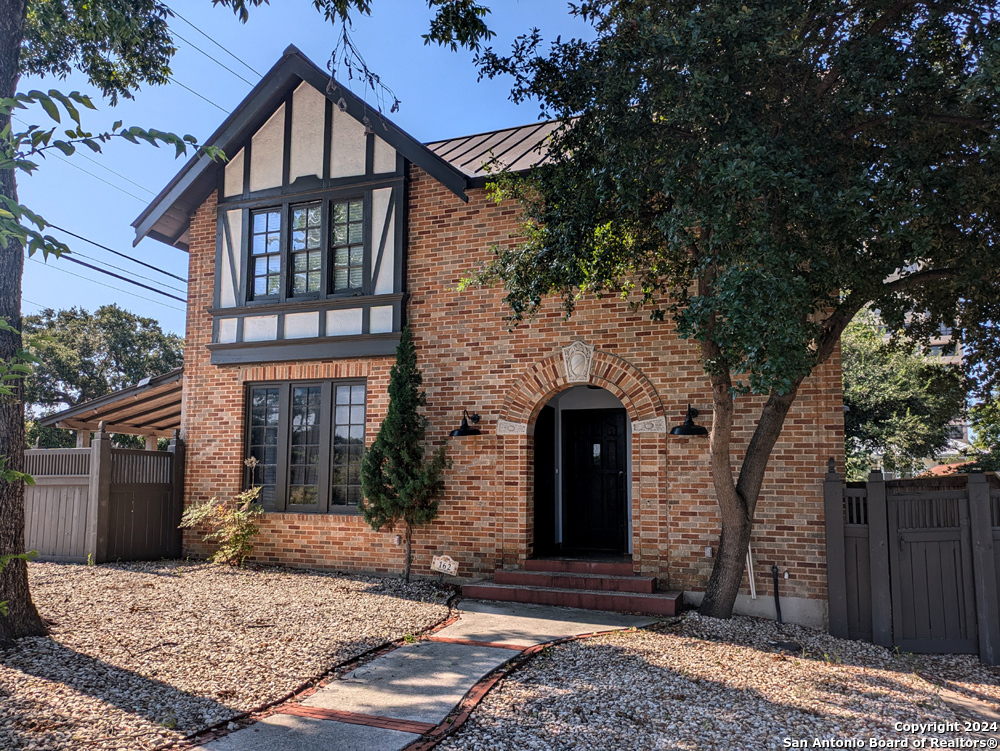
[179, 466, 263, 566]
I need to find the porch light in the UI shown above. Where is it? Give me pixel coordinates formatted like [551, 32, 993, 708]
[670, 405, 709, 436]
[449, 410, 482, 437]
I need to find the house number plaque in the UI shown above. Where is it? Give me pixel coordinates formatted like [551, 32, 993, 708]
[431, 555, 459, 577]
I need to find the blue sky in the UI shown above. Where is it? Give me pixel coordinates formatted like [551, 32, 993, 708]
[18, 0, 593, 335]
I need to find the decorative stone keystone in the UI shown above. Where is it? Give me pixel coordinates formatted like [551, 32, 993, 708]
[562, 340, 595, 383]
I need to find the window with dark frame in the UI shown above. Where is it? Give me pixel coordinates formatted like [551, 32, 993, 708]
[290, 203, 322, 296]
[250, 209, 282, 298]
[245, 380, 367, 513]
[332, 383, 366, 506]
[331, 199, 365, 293]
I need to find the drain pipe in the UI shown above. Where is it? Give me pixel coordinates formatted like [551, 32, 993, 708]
[771, 564, 783, 624]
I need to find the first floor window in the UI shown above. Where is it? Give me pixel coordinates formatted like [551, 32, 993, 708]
[245, 380, 366, 512]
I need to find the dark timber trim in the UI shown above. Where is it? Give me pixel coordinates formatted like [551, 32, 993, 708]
[208, 333, 401, 365]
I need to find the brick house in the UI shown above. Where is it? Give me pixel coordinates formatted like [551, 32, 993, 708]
[134, 46, 845, 626]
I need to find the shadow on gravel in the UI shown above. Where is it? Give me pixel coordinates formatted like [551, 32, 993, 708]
[0, 637, 235, 732]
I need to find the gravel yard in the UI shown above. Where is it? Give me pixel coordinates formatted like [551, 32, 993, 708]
[442, 612, 1000, 751]
[0, 561, 449, 751]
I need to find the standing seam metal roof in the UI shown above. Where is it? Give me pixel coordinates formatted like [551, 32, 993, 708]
[425, 119, 560, 178]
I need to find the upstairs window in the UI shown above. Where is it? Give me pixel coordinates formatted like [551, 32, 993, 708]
[331, 199, 364, 293]
[250, 209, 282, 299]
[246, 198, 370, 302]
[290, 203, 323, 296]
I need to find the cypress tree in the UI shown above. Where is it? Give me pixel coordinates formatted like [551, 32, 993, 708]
[359, 327, 449, 582]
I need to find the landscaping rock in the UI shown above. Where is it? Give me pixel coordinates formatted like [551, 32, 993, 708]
[0, 561, 448, 751]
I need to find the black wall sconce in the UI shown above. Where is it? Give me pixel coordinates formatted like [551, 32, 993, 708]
[670, 405, 709, 436]
[449, 409, 482, 437]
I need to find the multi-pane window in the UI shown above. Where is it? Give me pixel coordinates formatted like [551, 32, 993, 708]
[244, 380, 366, 513]
[331, 199, 364, 292]
[332, 383, 366, 506]
[288, 385, 323, 506]
[247, 386, 280, 510]
[251, 209, 282, 298]
[290, 203, 322, 296]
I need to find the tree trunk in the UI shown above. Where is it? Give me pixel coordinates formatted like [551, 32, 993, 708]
[699, 385, 801, 619]
[402, 524, 412, 583]
[0, 0, 47, 644]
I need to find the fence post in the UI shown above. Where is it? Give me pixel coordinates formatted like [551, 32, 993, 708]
[867, 469, 893, 648]
[823, 458, 850, 638]
[167, 430, 186, 558]
[86, 422, 112, 564]
[968, 472, 999, 666]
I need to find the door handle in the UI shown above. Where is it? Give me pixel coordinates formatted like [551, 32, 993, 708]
[898, 533, 905, 552]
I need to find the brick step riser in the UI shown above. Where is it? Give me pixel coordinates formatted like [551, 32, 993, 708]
[494, 570, 655, 593]
[524, 559, 635, 576]
[463, 584, 680, 617]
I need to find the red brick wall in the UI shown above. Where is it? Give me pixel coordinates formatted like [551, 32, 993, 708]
[181, 166, 845, 603]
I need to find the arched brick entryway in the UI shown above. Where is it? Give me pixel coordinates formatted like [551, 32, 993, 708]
[493, 345, 668, 576]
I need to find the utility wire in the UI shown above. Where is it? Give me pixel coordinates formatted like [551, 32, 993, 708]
[165, 4, 261, 77]
[75, 152, 157, 196]
[47, 224, 188, 284]
[170, 76, 230, 114]
[26, 256, 185, 313]
[50, 152, 147, 203]
[58, 255, 187, 303]
[59, 246, 187, 296]
[172, 30, 256, 87]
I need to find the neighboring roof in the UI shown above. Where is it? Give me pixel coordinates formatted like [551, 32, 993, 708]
[39, 369, 183, 438]
[426, 119, 560, 179]
[132, 45, 471, 250]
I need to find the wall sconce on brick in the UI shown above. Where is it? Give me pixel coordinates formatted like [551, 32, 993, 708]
[670, 405, 709, 436]
[449, 409, 481, 437]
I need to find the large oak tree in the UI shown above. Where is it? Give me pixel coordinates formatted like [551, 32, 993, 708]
[475, 0, 1000, 616]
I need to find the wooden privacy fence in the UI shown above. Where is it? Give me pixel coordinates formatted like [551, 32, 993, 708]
[24, 424, 185, 564]
[824, 462, 1000, 666]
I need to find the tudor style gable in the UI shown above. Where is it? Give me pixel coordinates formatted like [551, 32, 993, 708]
[212, 81, 406, 364]
[133, 46, 469, 366]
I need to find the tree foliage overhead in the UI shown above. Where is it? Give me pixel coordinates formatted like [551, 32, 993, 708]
[842, 313, 967, 479]
[478, 0, 1000, 396]
[474, 0, 1000, 616]
[22, 304, 183, 411]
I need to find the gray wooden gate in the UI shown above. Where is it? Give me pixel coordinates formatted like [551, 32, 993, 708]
[825, 465, 1000, 665]
[887, 483, 978, 654]
[25, 424, 185, 563]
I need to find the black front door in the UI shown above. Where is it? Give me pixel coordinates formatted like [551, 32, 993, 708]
[562, 408, 628, 554]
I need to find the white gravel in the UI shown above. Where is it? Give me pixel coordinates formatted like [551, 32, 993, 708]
[442, 612, 1000, 751]
[0, 561, 449, 751]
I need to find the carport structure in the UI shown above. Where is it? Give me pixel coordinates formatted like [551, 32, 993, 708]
[39, 368, 183, 449]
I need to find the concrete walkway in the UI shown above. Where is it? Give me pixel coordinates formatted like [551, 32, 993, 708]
[194, 600, 656, 751]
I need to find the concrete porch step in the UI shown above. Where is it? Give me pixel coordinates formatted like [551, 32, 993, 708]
[462, 582, 682, 617]
[494, 569, 656, 593]
[525, 558, 635, 576]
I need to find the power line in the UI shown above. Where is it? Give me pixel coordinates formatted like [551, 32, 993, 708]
[26, 256, 185, 313]
[50, 152, 147, 203]
[165, 4, 261, 77]
[172, 30, 257, 87]
[59, 255, 186, 303]
[75, 152, 156, 196]
[47, 224, 188, 283]
[62, 247, 187, 296]
[170, 76, 230, 114]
